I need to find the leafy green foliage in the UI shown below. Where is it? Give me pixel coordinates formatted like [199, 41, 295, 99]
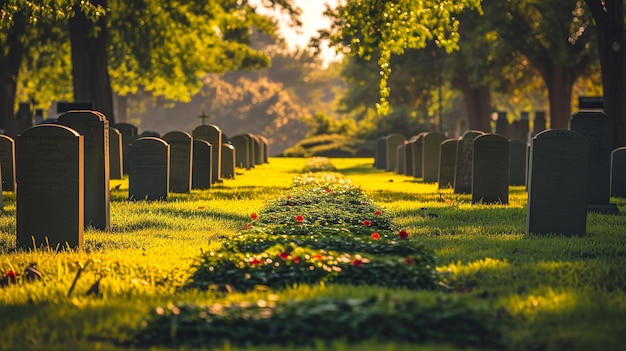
[282, 133, 370, 157]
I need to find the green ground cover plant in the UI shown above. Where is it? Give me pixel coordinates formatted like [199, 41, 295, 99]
[0, 157, 624, 351]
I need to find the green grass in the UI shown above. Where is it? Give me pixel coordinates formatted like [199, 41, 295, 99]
[0, 157, 625, 351]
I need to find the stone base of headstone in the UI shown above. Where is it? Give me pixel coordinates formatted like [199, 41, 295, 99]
[587, 203, 619, 214]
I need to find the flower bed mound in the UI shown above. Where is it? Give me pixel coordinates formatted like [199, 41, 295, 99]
[133, 294, 507, 349]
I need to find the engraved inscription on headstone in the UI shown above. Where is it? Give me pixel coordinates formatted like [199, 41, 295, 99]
[454, 130, 485, 194]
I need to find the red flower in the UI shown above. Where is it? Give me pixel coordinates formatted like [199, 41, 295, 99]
[249, 257, 263, 266]
[352, 259, 363, 266]
[313, 254, 323, 260]
[363, 220, 371, 227]
[198, 206, 205, 210]
[289, 203, 295, 206]
[287, 195, 292, 199]
[5, 270, 17, 279]
[296, 215, 305, 223]
[279, 252, 289, 260]
[374, 210, 382, 215]
[361, 202, 369, 206]
[371, 232, 380, 240]
[250, 213, 258, 220]
[405, 258, 415, 264]
[325, 189, 332, 193]
[293, 257, 301, 264]
[398, 229, 409, 239]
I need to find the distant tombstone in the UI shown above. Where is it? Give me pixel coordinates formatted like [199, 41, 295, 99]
[422, 132, 447, 182]
[404, 138, 415, 176]
[569, 111, 618, 213]
[527, 130, 588, 236]
[375, 136, 387, 169]
[0, 135, 16, 192]
[128, 137, 169, 201]
[34, 109, 44, 125]
[454, 130, 485, 194]
[519, 112, 530, 142]
[578, 96, 603, 111]
[258, 135, 270, 163]
[113, 122, 138, 175]
[139, 131, 160, 138]
[57, 110, 110, 230]
[438, 139, 458, 189]
[385, 134, 406, 172]
[162, 131, 192, 193]
[410, 133, 426, 178]
[532, 111, 547, 136]
[472, 134, 509, 204]
[15, 102, 33, 135]
[494, 111, 509, 137]
[229, 135, 250, 169]
[192, 139, 212, 190]
[611, 147, 626, 197]
[396, 144, 406, 174]
[16, 124, 84, 250]
[508, 140, 528, 186]
[109, 127, 123, 179]
[251, 134, 264, 165]
[192, 125, 222, 183]
[56, 101, 94, 113]
[221, 143, 236, 179]
[246, 134, 256, 168]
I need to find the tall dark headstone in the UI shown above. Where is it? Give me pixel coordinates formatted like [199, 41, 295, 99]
[527, 130, 588, 236]
[221, 143, 236, 179]
[16, 125, 84, 250]
[0, 135, 16, 192]
[128, 137, 169, 201]
[192, 125, 222, 183]
[192, 139, 212, 190]
[396, 144, 406, 175]
[438, 139, 458, 189]
[508, 140, 528, 186]
[569, 111, 618, 213]
[15, 102, 33, 135]
[454, 130, 485, 194]
[162, 131, 193, 193]
[229, 135, 250, 169]
[532, 111, 547, 136]
[611, 147, 626, 197]
[422, 132, 447, 183]
[109, 127, 123, 179]
[57, 110, 110, 230]
[494, 111, 509, 137]
[404, 137, 415, 177]
[519, 112, 530, 142]
[472, 134, 509, 204]
[375, 136, 387, 169]
[410, 133, 426, 178]
[113, 122, 138, 175]
[258, 135, 270, 163]
[385, 134, 406, 172]
[251, 134, 264, 166]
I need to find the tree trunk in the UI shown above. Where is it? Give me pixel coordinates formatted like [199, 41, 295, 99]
[456, 72, 492, 133]
[544, 65, 574, 130]
[68, 0, 115, 124]
[585, 0, 626, 148]
[0, 14, 27, 133]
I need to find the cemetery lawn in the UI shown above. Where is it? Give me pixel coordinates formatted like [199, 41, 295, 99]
[1, 157, 625, 351]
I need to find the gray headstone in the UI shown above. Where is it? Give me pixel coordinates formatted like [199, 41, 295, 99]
[472, 134, 509, 204]
[0, 135, 16, 192]
[508, 140, 528, 186]
[385, 134, 406, 172]
[113, 122, 138, 175]
[251, 134, 263, 166]
[404, 139, 414, 176]
[163, 131, 193, 193]
[109, 127, 123, 179]
[438, 139, 458, 189]
[192, 125, 222, 183]
[375, 136, 387, 169]
[519, 112, 530, 142]
[221, 143, 236, 179]
[258, 135, 270, 163]
[128, 137, 169, 201]
[396, 144, 406, 174]
[454, 130, 485, 194]
[494, 111, 509, 137]
[527, 130, 588, 236]
[422, 132, 447, 183]
[16, 124, 84, 250]
[229, 135, 250, 169]
[569, 111, 618, 213]
[611, 147, 626, 197]
[410, 133, 426, 178]
[192, 139, 212, 190]
[532, 111, 547, 135]
[57, 110, 110, 230]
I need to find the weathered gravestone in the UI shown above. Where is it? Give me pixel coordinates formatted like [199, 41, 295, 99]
[611, 147, 626, 197]
[454, 130, 485, 194]
[375, 136, 387, 169]
[519, 112, 530, 142]
[245, 133, 256, 168]
[527, 130, 588, 236]
[251, 134, 264, 166]
[162, 131, 193, 193]
[222, 143, 236, 179]
[385, 134, 406, 172]
[472, 134, 509, 204]
[57, 110, 110, 230]
[192, 125, 222, 183]
[404, 137, 415, 177]
[494, 112, 510, 137]
[410, 133, 426, 178]
[508, 140, 528, 186]
[569, 111, 618, 213]
[109, 127, 123, 179]
[16, 125, 84, 250]
[258, 135, 270, 163]
[192, 139, 212, 190]
[229, 135, 250, 169]
[0, 135, 16, 192]
[532, 111, 547, 137]
[438, 139, 458, 189]
[422, 132, 448, 182]
[128, 137, 169, 201]
[113, 122, 138, 175]
[396, 143, 406, 175]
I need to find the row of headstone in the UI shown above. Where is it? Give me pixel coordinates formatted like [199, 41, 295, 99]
[493, 111, 547, 142]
